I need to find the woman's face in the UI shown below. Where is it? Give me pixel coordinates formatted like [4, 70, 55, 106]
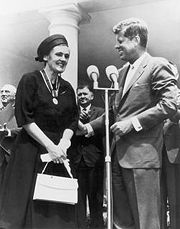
[45, 45, 70, 74]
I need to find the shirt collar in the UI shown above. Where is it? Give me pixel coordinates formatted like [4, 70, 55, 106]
[80, 104, 91, 112]
[130, 52, 147, 70]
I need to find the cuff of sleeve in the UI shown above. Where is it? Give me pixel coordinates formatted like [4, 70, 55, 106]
[85, 123, 94, 137]
[6, 129, 11, 137]
[131, 116, 142, 132]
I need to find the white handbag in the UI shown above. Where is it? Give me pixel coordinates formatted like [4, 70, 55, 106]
[33, 161, 78, 205]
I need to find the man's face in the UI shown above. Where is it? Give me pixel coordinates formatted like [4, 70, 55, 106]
[44, 45, 70, 74]
[115, 31, 137, 63]
[1, 85, 15, 106]
[77, 87, 94, 107]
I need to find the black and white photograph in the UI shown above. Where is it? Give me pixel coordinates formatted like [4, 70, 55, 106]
[0, 0, 180, 228]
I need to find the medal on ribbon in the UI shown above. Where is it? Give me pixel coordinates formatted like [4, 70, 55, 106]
[41, 69, 60, 105]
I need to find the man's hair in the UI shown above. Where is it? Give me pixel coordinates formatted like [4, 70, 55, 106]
[1, 84, 17, 96]
[113, 17, 148, 48]
[77, 84, 94, 93]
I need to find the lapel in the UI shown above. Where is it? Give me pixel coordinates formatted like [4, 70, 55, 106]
[114, 64, 130, 109]
[0, 103, 14, 125]
[115, 53, 150, 110]
[89, 105, 96, 121]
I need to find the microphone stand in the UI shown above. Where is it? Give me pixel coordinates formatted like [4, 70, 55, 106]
[93, 82, 118, 229]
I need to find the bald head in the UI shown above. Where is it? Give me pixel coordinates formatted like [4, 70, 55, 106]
[1, 84, 17, 107]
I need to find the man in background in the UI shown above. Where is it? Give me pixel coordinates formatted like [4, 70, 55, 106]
[70, 84, 105, 229]
[162, 63, 180, 229]
[0, 84, 20, 184]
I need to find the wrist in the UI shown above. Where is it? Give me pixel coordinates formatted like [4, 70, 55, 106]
[62, 129, 73, 140]
[59, 138, 71, 151]
[44, 140, 54, 149]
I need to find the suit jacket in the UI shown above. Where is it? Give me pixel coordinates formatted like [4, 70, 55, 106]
[70, 105, 104, 168]
[91, 53, 177, 169]
[163, 88, 180, 164]
[0, 103, 20, 156]
[163, 119, 180, 164]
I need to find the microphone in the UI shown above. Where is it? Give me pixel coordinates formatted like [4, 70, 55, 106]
[87, 65, 99, 88]
[105, 65, 119, 89]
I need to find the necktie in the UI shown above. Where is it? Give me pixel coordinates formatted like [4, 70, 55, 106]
[114, 65, 130, 110]
[80, 107, 89, 123]
[122, 65, 135, 96]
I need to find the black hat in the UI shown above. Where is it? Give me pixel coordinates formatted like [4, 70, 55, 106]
[35, 34, 68, 62]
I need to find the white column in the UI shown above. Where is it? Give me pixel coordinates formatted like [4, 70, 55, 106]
[40, 3, 91, 90]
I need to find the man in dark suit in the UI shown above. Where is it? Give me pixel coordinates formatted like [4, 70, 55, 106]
[162, 117, 180, 229]
[71, 84, 105, 229]
[162, 64, 180, 229]
[0, 84, 20, 185]
[80, 18, 178, 229]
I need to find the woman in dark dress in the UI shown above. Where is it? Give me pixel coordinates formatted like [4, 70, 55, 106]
[0, 34, 78, 229]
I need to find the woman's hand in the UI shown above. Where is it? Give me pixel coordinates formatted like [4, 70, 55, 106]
[23, 123, 69, 164]
[46, 143, 66, 164]
[76, 121, 88, 136]
[58, 138, 71, 155]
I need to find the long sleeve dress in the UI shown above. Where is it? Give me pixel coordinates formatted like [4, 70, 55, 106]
[0, 70, 78, 229]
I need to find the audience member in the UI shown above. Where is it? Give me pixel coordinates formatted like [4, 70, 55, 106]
[70, 84, 105, 229]
[0, 84, 19, 185]
[162, 63, 180, 229]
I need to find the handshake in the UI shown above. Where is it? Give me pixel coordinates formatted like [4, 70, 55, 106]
[76, 121, 88, 136]
[76, 121, 94, 138]
[0, 123, 10, 139]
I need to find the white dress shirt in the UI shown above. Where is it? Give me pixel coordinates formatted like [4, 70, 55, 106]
[123, 52, 148, 132]
[123, 52, 147, 96]
[80, 104, 91, 113]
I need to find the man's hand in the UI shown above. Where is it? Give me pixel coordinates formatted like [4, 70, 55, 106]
[0, 123, 9, 140]
[79, 110, 90, 123]
[110, 119, 133, 136]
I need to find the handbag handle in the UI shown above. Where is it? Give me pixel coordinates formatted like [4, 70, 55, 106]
[41, 162, 49, 174]
[41, 159, 73, 178]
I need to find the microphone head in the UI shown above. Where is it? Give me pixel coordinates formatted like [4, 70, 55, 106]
[105, 65, 119, 82]
[87, 65, 99, 81]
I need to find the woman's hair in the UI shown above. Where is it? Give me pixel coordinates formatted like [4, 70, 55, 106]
[35, 34, 68, 62]
[113, 17, 148, 48]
